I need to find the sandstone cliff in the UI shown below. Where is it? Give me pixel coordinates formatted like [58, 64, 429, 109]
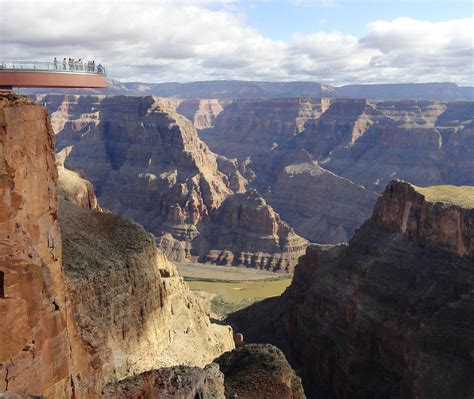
[230, 180, 474, 398]
[0, 96, 72, 397]
[58, 166, 235, 393]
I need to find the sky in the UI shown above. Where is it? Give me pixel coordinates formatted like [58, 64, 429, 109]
[0, 0, 472, 85]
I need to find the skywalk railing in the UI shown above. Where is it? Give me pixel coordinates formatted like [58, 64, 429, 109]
[0, 60, 106, 75]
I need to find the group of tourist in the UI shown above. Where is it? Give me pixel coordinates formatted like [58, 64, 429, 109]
[53, 57, 104, 73]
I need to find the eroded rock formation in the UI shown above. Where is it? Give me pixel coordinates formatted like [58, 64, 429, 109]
[230, 180, 474, 398]
[197, 190, 307, 272]
[58, 168, 235, 393]
[40, 94, 305, 267]
[215, 344, 306, 399]
[104, 344, 306, 399]
[196, 98, 473, 244]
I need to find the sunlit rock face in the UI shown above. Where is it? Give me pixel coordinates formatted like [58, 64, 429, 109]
[230, 180, 474, 399]
[0, 96, 71, 397]
[59, 196, 235, 391]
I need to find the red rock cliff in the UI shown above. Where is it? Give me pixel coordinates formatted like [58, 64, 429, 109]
[0, 96, 71, 396]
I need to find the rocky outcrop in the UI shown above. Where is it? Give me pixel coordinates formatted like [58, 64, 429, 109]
[215, 344, 306, 399]
[370, 181, 474, 256]
[105, 344, 306, 399]
[197, 190, 308, 272]
[103, 363, 226, 399]
[0, 95, 72, 397]
[58, 164, 100, 211]
[230, 180, 474, 398]
[59, 195, 235, 392]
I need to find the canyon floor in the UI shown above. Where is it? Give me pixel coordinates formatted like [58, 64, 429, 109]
[177, 262, 292, 318]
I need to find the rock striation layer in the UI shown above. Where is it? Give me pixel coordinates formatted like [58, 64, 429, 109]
[230, 180, 474, 399]
[196, 98, 473, 244]
[197, 190, 307, 272]
[268, 161, 377, 243]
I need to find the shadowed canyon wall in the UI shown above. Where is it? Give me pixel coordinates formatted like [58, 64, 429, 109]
[230, 180, 474, 399]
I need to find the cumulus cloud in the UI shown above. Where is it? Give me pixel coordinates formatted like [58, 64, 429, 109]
[0, 0, 472, 84]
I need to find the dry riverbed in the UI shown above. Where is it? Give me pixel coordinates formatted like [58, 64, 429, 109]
[176, 262, 292, 318]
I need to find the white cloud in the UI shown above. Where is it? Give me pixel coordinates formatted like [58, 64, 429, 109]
[0, 0, 472, 85]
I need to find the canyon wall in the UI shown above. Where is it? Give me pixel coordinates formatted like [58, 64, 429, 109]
[196, 98, 473, 243]
[231, 180, 474, 398]
[39, 94, 306, 268]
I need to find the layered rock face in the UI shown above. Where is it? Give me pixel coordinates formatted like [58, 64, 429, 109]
[0, 96, 72, 397]
[231, 180, 474, 398]
[47, 95, 234, 259]
[268, 161, 377, 243]
[198, 190, 307, 272]
[39, 94, 305, 268]
[196, 98, 473, 243]
[199, 98, 329, 163]
[197, 98, 378, 243]
[300, 100, 474, 191]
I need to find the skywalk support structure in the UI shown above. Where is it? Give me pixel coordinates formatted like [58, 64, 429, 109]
[0, 60, 107, 92]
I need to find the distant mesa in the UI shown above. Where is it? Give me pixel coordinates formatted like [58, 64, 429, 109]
[0, 60, 107, 91]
